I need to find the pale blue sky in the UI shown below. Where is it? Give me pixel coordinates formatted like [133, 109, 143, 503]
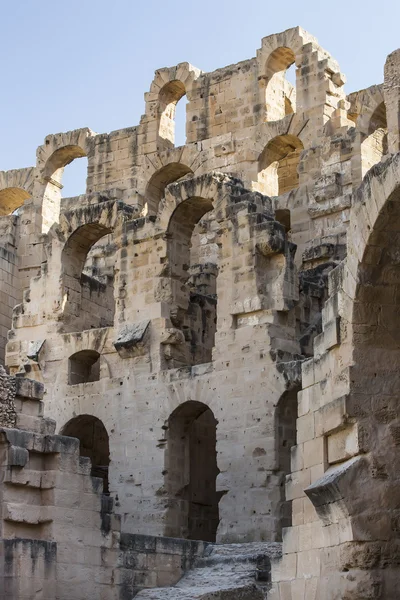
[1, 0, 399, 196]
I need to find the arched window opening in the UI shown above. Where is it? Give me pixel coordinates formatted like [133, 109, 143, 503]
[361, 102, 388, 177]
[164, 401, 220, 541]
[62, 415, 110, 494]
[265, 47, 296, 121]
[276, 389, 298, 538]
[167, 198, 218, 367]
[158, 80, 187, 147]
[0, 187, 30, 216]
[68, 350, 100, 385]
[258, 135, 303, 196]
[61, 224, 116, 333]
[42, 145, 87, 233]
[145, 163, 193, 215]
[59, 156, 88, 199]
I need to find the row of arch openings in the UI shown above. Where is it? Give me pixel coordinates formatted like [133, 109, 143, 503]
[61, 390, 297, 542]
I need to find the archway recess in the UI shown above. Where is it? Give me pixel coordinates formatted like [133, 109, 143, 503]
[164, 401, 220, 541]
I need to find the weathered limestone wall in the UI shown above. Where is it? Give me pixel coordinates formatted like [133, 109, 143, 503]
[0, 367, 207, 599]
[0, 25, 399, 599]
[268, 49, 400, 600]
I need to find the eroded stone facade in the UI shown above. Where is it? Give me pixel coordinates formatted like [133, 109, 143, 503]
[0, 26, 399, 599]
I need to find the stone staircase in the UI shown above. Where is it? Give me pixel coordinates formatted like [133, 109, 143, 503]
[135, 542, 282, 599]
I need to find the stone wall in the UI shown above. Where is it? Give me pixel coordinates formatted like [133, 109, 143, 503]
[0, 25, 399, 599]
[0, 368, 206, 599]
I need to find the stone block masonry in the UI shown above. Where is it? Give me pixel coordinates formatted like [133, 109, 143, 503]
[0, 25, 400, 599]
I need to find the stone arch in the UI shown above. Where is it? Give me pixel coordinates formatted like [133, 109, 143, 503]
[157, 173, 237, 367]
[144, 162, 193, 215]
[158, 80, 187, 146]
[264, 47, 297, 121]
[142, 63, 201, 151]
[61, 222, 115, 333]
[36, 128, 94, 233]
[361, 100, 388, 177]
[61, 414, 110, 494]
[0, 187, 30, 216]
[348, 85, 385, 135]
[257, 27, 316, 122]
[157, 172, 235, 231]
[0, 168, 35, 216]
[164, 400, 220, 541]
[257, 135, 304, 196]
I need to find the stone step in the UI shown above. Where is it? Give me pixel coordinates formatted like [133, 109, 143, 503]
[134, 542, 281, 599]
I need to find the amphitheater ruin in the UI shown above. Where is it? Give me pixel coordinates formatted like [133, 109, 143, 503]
[1, 25, 400, 599]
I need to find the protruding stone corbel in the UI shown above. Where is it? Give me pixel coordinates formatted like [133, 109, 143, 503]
[114, 321, 150, 358]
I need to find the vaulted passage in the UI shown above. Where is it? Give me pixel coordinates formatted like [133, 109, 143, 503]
[62, 415, 110, 493]
[164, 401, 220, 541]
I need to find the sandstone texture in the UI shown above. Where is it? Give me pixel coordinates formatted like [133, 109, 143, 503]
[0, 25, 400, 599]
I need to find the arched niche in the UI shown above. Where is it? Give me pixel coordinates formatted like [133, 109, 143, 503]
[164, 401, 220, 541]
[258, 135, 304, 196]
[62, 414, 110, 494]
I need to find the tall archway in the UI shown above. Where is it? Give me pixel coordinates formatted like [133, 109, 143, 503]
[42, 145, 87, 233]
[264, 47, 296, 121]
[164, 401, 220, 541]
[166, 196, 218, 367]
[61, 223, 115, 333]
[258, 135, 304, 196]
[62, 415, 110, 493]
